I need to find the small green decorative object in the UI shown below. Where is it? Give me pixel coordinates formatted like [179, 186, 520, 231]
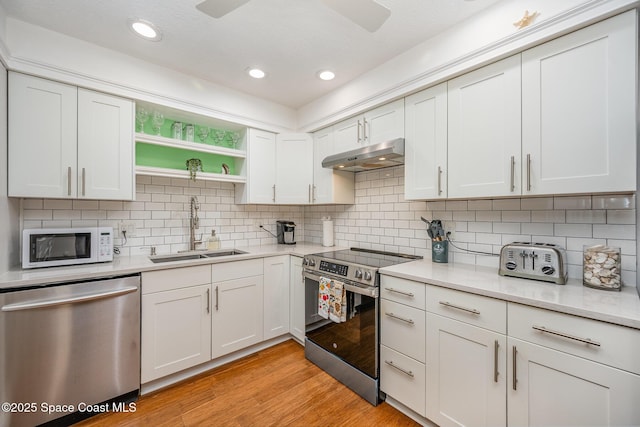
[186, 158, 203, 181]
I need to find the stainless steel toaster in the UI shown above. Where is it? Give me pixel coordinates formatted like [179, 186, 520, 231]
[499, 242, 568, 284]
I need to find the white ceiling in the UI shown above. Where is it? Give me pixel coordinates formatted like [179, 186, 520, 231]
[0, 0, 502, 108]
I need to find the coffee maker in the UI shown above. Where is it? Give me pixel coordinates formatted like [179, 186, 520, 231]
[276, 220, 296, 245]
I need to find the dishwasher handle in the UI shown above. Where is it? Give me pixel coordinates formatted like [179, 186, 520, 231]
[1, 286, 138, 312]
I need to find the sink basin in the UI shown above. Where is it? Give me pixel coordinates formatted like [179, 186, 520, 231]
[149, 249, 247, 263]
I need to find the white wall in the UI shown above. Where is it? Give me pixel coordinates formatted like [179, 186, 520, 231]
[298, 0, 638, 131]
[0, 62, 21, 272]
[2, 18, 297, 133]
[304, 167, 637, 286]
[21, 176, 304, 257]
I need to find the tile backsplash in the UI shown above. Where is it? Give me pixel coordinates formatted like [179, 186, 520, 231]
[21, 167, 636, 286]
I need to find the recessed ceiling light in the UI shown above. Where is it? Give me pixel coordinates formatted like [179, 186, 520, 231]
[338, 165, 345, 168]
[129, 19, 162, 41]
[378, 157, 387, 161]
[318, 70, 336, 81]
[247, 68, 266, 79]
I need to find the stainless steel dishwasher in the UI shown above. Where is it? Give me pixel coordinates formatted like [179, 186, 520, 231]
[0, 274, 140, 427]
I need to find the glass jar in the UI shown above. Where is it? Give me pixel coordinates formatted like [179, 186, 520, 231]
[184, 124, 195, 142]
[583, 245, 621, 291]
[172, 122, 183, 140]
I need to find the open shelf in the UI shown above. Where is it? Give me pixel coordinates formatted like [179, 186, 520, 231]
[135, 166, 246, 183]
[135, 133, 246, 158]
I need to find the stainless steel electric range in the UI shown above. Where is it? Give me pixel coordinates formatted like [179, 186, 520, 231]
[302, 248, 422, 405]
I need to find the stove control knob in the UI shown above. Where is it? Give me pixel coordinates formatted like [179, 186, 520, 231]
[308, 259, 316, 267]
[302, 258, 309, 266]
[354, 270, 363, 279]
[364, 271, 372, 281]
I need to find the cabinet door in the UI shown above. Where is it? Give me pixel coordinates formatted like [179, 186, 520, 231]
[426, 314, 507, 427]
[78, 89, 134, 200]
[141, 284, 211, 383]
[212, 275, 264, 358]
[508, 337, 640, 426]
[263, 255, 290, 340]
[404, 83, 447, 200]
[313, 127, 355, 204]
[275, 133, 313, 204]
[522, 11, 636, 195]
[333, 115, 362, 152]
[289, 256, 305, 343]
[246, 128, 276, 204]
[448, 55, 521, 198]
[8, 72, 78, 198]
[364, 99, 404, 145]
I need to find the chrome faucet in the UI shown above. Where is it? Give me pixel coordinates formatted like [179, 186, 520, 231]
[189, 196, 203, 250]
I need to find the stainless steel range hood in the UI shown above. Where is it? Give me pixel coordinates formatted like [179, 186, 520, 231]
[322, 138, 404, 172]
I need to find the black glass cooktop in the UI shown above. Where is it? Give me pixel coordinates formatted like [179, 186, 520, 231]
[315, 248, 422, 269]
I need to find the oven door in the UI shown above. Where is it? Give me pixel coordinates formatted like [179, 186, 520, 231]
[303, 270, 379, 379]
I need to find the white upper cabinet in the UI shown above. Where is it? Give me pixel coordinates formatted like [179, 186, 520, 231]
[521, 11, 636, 195]
[78, 89, 134, 200]
[275, 133, 313, 204]
[312, 126, 355, 204]
[236, 128, 277, 204]
[333, 99, 405, 152]
[404, 83, 448, 200]
[8, 72, 134, 200]
[447, 55, 522, 199]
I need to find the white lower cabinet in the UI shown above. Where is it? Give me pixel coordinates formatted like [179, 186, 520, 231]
[508, 337, 640, 426]
[263, 255, 290, 340]
[426, 314, 506, 427]
[141, 266, 212, 383]
[381, 274, 640, 427]
[289, 255, 305, 343]
[211, 259, 264, 359]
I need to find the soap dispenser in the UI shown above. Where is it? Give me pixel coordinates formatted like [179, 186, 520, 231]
[207, 229, 220, 250]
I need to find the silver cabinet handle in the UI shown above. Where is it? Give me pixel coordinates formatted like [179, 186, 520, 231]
[526, 153, 531, 191]
[384, 312, 414, 325]
[312, 185, 316, 203]
[512, 346, 518, 390]
[532, 325, 601, 347]
[357, 120, 362, 143]
[308, 184, 312, 204]
[437, 166, 443, 196]
[385, 287, 414, 298]
[2, 286, 138, 311]
[215, 285, 219, 311]
[510, 156, 515, 192]
[82, 167, 86, 196]
[385, 360, 414, 378]
[494, 340, 499, 383]
[67, 167, 72, 196]
[439, 300, 480, 315]
[363, 118, 369, 142]
[206, 288, 210, 314]
[272, 185, 276, 203]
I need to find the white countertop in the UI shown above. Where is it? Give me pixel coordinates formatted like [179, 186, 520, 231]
[0, 243, 340, 290]
[380, 260, 640, 330]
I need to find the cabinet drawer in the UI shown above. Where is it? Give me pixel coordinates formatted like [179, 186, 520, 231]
[142, 265, 211, 294]
[426, 285, 506, 334]
[212, 258, 263, 282]
[381, 299, 426, 363]
[508, 303, 640, 375]
[380, 275, 426, 310]
[380, 345, 426, 417]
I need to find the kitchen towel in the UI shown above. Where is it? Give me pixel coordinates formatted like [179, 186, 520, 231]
[322, 216, 334, 247]
[328, 279, 346, 323]
[318, 277, 330, 319]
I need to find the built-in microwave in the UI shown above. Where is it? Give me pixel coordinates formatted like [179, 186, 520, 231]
[22, 227, 114, 269]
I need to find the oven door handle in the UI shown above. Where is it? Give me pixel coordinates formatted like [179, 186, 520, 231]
[303, 271, 378, 298]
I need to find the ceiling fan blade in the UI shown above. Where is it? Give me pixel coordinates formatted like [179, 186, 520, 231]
[196, 0, 251, 18]
[321, 0, 391, 32]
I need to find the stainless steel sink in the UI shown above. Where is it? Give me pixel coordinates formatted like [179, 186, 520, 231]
[149, 249, 247, 263]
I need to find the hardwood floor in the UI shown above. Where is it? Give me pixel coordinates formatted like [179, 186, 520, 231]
[76, 340, 419, 427]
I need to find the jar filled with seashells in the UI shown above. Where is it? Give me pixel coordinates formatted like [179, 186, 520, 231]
[583, 245, 622, 291]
